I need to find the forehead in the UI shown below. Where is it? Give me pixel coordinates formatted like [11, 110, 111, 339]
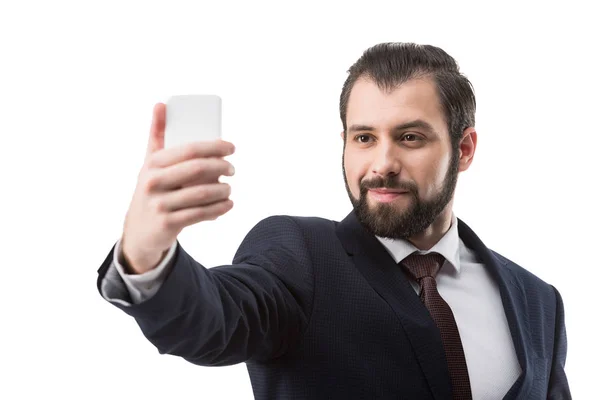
[346, 77, 447, 133]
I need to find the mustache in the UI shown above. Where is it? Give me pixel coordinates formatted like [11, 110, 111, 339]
[360, 176, 418, 193]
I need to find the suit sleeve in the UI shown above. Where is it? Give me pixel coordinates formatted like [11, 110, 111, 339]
[96, 215, 315, 366]
[99, 239, 177, 306]
[547, 286, 572, 399]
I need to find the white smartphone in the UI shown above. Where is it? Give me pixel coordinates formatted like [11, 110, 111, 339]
[164, 94, 222, 149]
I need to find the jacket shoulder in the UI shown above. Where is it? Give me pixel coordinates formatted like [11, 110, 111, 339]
[490, 249, 556, 297]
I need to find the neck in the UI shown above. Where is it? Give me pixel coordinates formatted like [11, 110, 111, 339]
[407, 203, 454, 250]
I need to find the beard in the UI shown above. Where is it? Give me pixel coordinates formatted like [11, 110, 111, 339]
[342, 149, 460, 240]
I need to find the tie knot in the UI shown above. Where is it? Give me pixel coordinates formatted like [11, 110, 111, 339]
[401, 252, 446, 280]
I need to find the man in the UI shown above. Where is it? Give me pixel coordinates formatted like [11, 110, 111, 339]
[98, 42, 571, 399]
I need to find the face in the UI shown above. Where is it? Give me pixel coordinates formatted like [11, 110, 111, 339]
[342, 77, 462, 239]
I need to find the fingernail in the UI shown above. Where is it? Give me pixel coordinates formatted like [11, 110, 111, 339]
[229, 165, 235, 175]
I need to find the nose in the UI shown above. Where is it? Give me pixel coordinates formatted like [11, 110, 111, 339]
[371, 142, 401, 178]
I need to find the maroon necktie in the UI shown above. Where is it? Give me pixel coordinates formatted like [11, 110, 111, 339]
[401, 252, 473, 400]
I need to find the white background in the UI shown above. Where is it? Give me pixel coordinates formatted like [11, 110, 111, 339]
[1, 1, 598, 399]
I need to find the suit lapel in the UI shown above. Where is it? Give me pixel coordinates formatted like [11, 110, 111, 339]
[337, 211, 453, 400]
[457, 219, 538, 399]
[336, 211, 535, 400]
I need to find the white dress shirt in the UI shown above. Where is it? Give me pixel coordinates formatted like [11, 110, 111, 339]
[375, 214, 521, 399]
[100, 213, 521, 399]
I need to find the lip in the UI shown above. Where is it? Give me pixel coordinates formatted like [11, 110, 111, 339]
[368, 189, 409, 203]
[369, 188, 409, 194]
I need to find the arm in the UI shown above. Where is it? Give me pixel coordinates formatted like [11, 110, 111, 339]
[547, 286, 572, 399]
[96, 215, 315, 366]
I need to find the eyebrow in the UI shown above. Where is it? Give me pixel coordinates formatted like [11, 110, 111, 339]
[347, 119, 437, 134]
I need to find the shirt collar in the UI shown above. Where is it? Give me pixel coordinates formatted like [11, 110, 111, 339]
[375, 213, 461, 273]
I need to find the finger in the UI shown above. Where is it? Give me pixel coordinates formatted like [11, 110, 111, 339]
[148, 139, 235, 169]
[179, 174, 222, 189]
[166, 199, 234, 228]
[147, 158, 234, 192]
[160, 183, 231, 211]
[146, 103, 166, 156]
[180, 176, 218, 189]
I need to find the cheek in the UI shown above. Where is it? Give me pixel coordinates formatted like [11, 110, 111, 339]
[407, 153, 449, 197]
[344, 150, 367, 194]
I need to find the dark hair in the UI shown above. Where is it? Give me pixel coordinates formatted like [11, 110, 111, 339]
[339, 42, 476, 149]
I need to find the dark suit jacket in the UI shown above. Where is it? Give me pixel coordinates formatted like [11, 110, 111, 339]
[97, 211, 571, 399]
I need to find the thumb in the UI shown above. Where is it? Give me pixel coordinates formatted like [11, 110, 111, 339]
[146, 103, 166, 156]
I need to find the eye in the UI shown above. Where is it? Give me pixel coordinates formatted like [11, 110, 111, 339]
[402, 133, 421, 142]
[354, 134, 373, 144]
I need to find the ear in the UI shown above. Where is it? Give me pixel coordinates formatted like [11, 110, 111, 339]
[340, 131, 345, 140]
[458, 127, 477, 172]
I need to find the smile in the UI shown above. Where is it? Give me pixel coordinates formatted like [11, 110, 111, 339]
[368, 189, 409, 203]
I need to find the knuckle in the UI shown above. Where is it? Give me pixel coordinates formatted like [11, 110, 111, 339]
[144, 154, 157, 169]
[194, 208, 208, 221]
[158, 214, 174, 230]
[150, 197, 167, 213]
[183, 144, 199, 159]
[143, 174, 160, 193]
[194, 159, 208, 174]
[157, 199, 169, 213]
[195, 186, 209, 200]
